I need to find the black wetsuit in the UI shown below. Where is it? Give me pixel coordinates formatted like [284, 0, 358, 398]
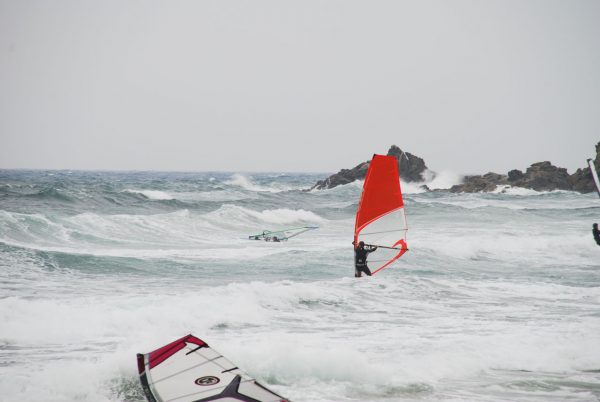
[354, 246, 377, 277]
[593, 227, 600, 246]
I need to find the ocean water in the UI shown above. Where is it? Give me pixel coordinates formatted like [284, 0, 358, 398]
[1, 170, 599, 402]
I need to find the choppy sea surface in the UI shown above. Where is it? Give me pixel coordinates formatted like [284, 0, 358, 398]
[1, 170, 599, 402]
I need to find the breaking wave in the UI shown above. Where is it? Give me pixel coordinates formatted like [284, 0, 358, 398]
[225, 173, 295, 193]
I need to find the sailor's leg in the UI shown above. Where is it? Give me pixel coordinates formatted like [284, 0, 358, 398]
[364, 266, 372, 276]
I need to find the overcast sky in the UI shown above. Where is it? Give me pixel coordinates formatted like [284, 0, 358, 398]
[1, 0, 599, 174]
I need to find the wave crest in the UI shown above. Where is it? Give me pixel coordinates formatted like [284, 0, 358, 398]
[225, 174, 293, 193]
[122, 189, 174, 200]
[205, 205, 324, 227]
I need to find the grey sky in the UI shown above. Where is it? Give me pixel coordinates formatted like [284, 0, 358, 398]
[1, 0, 599, 174]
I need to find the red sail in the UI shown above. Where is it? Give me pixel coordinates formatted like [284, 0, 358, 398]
[354, 154, 408, 274]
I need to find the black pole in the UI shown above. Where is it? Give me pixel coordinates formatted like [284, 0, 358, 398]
[364, 243, 408, 251]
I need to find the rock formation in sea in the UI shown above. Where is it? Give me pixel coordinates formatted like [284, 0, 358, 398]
[311, 142, 600, 193]
[448, 141, 600, 193]
[310, 145, 429, 190]
[449, 161, 574, 193]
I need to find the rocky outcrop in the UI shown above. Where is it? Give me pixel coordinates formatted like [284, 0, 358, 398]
[508, 162, 572, 191]
[310, 145, 428, 190]
[451, 162, 576, 193]
[449, 172, 508, 193]
[446, 143, 600, 193]
[507, 169, 524, 181]
[386, 145, 428, 182]
[311, 142, 600, 193]
[570, 167, 596, 193]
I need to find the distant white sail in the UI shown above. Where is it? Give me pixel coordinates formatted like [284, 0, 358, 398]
[587, 158, 600, 198]
[248, 226, 318, 242]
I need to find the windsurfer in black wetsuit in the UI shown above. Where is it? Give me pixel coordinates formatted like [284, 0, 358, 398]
[593, 223, 600, 246]
[354, 241, 377, 277]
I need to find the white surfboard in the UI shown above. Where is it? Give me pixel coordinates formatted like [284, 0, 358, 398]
[137, 334, 289, 402]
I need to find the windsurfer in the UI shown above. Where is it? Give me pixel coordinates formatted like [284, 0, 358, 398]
[354, 241, 377, 277]
[593, 223, 600, 246]
[248, 227, 318, 242]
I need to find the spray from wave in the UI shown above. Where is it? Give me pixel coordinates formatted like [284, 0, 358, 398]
[225, 173, 295, 193]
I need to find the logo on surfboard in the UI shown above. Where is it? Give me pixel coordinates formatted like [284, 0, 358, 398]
[195, 376, 220, 386]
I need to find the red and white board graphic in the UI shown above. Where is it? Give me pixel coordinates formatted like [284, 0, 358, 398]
[137, 334, 289, 402]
